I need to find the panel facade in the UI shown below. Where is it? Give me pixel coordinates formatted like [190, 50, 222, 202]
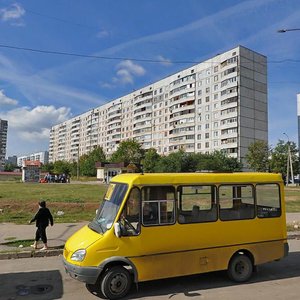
[49, 46, 268, 166]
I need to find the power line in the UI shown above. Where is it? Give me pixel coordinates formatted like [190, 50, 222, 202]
[0, 43, 299, 65]
[0, 43, 195, 64]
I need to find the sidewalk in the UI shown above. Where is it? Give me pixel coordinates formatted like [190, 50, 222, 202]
[0, 213, 300, 260]
[0, 222, 87, 259]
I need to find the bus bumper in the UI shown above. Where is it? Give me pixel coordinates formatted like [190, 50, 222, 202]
[63, 258, 102, 285]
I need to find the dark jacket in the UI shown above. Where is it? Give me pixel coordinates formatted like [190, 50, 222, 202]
[30, 207, 54, 228]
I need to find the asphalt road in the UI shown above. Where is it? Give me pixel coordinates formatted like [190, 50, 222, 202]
[1, 239, 300, 300]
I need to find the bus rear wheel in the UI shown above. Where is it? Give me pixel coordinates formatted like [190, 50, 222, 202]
[227, 254, 253, 282]
[100, 266, 132, 300]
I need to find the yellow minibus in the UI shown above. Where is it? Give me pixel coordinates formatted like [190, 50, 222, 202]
[63, 172, 288, 299]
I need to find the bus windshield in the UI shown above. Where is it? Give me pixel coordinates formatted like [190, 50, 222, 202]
[89, 183, 128, 234]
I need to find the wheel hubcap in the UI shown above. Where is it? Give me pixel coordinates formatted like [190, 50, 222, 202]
[236, 261, 247, 275]
[110, 273, 127, 295]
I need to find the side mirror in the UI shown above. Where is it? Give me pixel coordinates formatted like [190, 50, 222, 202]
[114, 222, 121, 238]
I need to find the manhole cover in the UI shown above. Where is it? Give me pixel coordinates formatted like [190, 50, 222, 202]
[16, 285, 30, 296]
[31, 284, 53, 295]
[17, 287, 30, 296]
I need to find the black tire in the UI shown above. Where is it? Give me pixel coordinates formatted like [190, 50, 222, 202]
[86, 283, 106, 299]
[227, 254, 253, 282]
[100, 266, 132, 300]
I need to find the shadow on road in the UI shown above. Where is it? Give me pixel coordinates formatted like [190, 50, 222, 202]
[87, 252, 300, 299]
[0, 270, 63, 300]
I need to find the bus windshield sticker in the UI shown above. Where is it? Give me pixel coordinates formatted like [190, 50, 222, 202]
[105, 183, 116, 201]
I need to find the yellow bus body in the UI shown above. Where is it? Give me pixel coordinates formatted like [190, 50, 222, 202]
[63, 172, 288, 297]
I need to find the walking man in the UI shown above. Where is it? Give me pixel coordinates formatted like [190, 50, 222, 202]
[29, 200, 54, 250]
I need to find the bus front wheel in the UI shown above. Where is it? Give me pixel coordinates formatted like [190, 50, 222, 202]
[227, 254, 253, 282]
[100, 266, 132, 300]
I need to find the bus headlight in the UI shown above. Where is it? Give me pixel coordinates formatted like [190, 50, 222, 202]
[71, 249, 86, 262]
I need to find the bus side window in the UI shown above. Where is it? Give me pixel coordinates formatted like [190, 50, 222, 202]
[256, 184, 281, 218]
[120, 187, 141, 236]
[178, 185, 217, 224]
[219, 185, 255, 221]
[142, 186, 175, 226]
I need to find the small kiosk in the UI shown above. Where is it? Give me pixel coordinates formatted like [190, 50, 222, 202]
[95, 162, 140, 183]
[22, 160, 42, 183]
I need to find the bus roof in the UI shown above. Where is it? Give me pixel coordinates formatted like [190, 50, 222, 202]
[111, 172, 283, 186]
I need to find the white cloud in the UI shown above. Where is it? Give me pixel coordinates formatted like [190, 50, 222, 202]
[112, 60, 146, 85]
[1, 105, 72, 156]
[0, 90, 18, 106]
[1, 105, 72, 140]
[117, 60, 145, 76]
[0, 3, 25, 25]
[156, 55, 172, 66]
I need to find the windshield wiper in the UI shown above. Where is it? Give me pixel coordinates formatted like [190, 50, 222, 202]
[89, 219, 104, 234]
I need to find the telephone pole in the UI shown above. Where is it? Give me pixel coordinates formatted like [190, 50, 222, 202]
[283, 133, 294, 186]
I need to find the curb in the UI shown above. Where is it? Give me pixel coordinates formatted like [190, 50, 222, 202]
[0, 249, 63, 260]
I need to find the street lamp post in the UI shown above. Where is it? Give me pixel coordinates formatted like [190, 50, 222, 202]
[277, 28, 300, 33]
[283, 133, 294, 186]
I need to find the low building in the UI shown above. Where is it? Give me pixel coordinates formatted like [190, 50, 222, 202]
[17, 151, 49, 167]
[95, 162, 140, 183]
[21, 160, 42, 183]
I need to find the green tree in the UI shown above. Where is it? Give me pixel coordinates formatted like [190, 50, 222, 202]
[53, 160, 72, 175]
[181, 152, 199, 172]
[270, 139, 298, 176]
[80, 146, 106, 176]
[4, 163, 14, 172]
[154, 151, 184, 172]
[141, 148, 161, 173]
[246, 140, 270, 172]
[196, 151, 242, 172]
[110, 139, 144, 165]
[41, 162, 54, 173]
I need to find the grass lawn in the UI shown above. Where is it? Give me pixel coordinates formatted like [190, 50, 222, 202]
[0, 181, 299, 224]
[0, 182, 107, 224]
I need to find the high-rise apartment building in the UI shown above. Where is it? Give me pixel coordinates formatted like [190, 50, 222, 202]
[49, 46, 268, 166]
[0, 119, 8, 170]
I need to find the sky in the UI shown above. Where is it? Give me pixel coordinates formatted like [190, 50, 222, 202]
[0, 0, 299, 157]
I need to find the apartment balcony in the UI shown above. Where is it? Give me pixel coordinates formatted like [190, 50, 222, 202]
[170, 109, 195, 122]
[170, 102, 195, 115]
[134, 91, 153, 102]
[219, 120, 237, 130]
[107, 109, 122, 118]
[170, 74, 195, 88]
[108, 122, 122, 130]
[170, 85, 195, 98]
[133, 113, 152, 122]
[220, 87, 238, 100]
[134, 97, 152, 108]
[107, 115, 122, 124]
[220, 131, 238, 139]
[133, 105, 152, 116]
[133, 120, 152, 129]
[169, 135, 195, 144]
